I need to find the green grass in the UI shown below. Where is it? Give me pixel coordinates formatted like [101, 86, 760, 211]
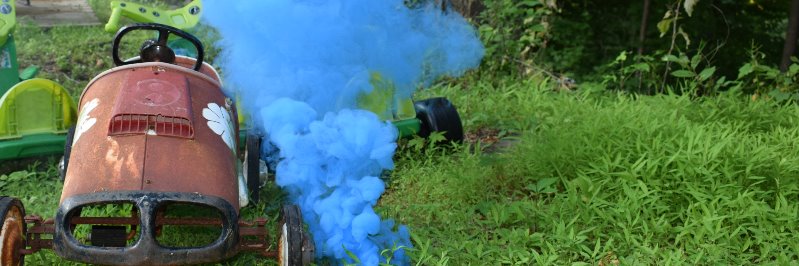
[3, 22, 799, 265]
[15, 23, 113, 99]
[382, 78, 799, 264]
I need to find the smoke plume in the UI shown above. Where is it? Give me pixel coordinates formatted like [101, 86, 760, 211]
[203, 0, 483, 264]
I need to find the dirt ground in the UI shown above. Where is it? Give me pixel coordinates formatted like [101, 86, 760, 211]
[16, 0, 99, 27]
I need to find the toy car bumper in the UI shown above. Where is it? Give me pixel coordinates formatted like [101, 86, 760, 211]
[52, 191, 239, 265]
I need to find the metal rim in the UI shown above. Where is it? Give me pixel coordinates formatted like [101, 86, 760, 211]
[278, 223, 288, 266]
[0, 204, 24, 266]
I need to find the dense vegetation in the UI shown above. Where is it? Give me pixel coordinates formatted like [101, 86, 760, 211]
[2, 0, 799, 264]
[475, 0, 798, 96]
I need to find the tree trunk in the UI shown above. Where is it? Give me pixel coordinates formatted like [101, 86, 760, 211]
[636, 0, 651, 92]
[781, 0, 799, 72]
[637, 0, 651, 57]
[441, 0, 485, 19]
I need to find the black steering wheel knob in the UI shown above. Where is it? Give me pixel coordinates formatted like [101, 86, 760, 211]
[141, 44, 176, 64]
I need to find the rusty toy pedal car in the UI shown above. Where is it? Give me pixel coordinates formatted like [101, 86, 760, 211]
[0, 23, 313, 265]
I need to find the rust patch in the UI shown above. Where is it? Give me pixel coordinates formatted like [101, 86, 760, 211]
[1, 205, 24, 266]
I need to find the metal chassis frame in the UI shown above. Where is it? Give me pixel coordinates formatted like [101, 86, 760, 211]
[21, 191, 277, 265]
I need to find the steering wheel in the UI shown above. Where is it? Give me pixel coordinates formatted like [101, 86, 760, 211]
[112, 23, 204, 71]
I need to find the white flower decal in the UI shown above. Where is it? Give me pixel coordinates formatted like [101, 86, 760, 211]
[73, 98, 99, 144]
[202, 102, 235, 151]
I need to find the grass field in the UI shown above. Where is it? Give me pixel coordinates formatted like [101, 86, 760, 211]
[3, 22, 799, 265]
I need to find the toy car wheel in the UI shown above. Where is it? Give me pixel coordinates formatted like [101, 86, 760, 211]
[278, 205, 314, 266]
[244, 134, 262, 203]
[0, 197, 26, 266]
[59, 126, 76, 182]
[414, 97, 464, 142]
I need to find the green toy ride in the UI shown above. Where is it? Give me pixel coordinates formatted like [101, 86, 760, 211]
[361, 72, 463, 142]
[104, 0, 202, 33]
[0, 1, 77, 161]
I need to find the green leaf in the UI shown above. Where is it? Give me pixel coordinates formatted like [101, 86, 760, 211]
[663, 10, 673, 19]
[738, 63, 753, 79]
[523, 16, 535, 25]
[615, 51, 628, 62]
[407, 137, 426, 152]
[529, 24, 546, 32]
[518, 0, 543, 8]
[671, 70, 696, 78]
[662, 55, 681, 63]
[789, 64, 799, 75]
[657, 18, 674, 37]
[20, 66, 39, 80]
[728, 82, 742, 92]
[428, 131, 446, 145]
[684, 0, 699, 17]
[713, 76, 728, 90]
[663, 54, 690, 68]
[698, 67, 716, 81]
[537, 178, 559, 190]
[344, 247, 361, 265]
[677, 27, 691, 46]
[768, 89, 791, 102]
[690, 54, 701, 69]
[631, 63, 650, 72]
[765, 69, 779, 79]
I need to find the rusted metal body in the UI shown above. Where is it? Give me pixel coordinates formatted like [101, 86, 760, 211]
[31, 57, 272, 265]
[0, 22, 317, 265]
[62, 58, 239, 209]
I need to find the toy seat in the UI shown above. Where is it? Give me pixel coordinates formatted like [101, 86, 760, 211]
[0, 79, 77, 160]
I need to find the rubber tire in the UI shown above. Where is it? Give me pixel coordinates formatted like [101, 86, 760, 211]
[59, 126, 76, 182]
[279, 205, 303, 266]
[0, 197, 26, 266]
[414, 97, 464, 142]
[244, 134, 262, 203]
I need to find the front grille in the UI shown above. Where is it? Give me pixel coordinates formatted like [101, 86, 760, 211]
[109, 114, 194, 138]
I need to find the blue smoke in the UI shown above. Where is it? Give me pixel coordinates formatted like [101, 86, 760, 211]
[202, 0, 483, 264]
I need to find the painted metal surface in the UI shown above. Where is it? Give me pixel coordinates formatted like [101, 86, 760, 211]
[109, 69, 193, 138]
[61, 60, 239, 211]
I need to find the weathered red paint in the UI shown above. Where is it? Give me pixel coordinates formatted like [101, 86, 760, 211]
[109, 69, 194, 138]
[61, 59, 240, 211]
